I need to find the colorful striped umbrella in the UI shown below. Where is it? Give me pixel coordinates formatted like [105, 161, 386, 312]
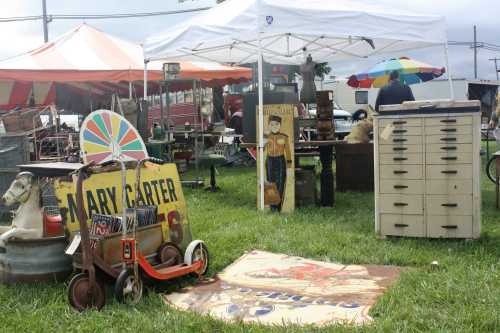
[80, 110, 148, 164]
[347, 57, 445, 88]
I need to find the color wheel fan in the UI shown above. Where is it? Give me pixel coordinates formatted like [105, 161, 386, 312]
[80, 110, 148, 164]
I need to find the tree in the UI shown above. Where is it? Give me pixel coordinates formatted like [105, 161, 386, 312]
[314, 63, 332, 80]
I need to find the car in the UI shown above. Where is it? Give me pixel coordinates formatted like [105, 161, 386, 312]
[333, 108, 353, 140]
[307, 102, 354, 139]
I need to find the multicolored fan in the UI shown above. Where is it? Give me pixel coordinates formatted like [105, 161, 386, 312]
[80, 109, 148, 164]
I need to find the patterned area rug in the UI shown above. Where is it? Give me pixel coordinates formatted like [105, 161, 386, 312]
[164, 250, 402, 326]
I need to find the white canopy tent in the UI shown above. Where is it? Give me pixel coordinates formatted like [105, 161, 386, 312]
[143, 0, 451, 210]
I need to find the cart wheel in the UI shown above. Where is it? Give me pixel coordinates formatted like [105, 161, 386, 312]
[68, 273, 106, 312]
[114, 269, 143, 305]
[185, 241, 209, 276]
[159, 243, 182, 266]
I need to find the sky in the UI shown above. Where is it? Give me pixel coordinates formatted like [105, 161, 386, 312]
[1, 0, 499, 80]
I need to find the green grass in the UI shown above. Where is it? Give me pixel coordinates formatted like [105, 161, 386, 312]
[1, 159, 499, 333]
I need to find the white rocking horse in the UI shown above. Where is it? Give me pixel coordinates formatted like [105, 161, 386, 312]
[0, 172, 44, 247]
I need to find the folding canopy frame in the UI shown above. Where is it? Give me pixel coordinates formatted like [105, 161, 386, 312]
[143, 0, 452, 210]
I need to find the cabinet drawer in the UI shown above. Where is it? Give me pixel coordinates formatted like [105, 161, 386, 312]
[426, 152, 473, 165]
[424, 125, 472, 136]
[425, 195, 472, 216]
[424, 116, 472, 127]
[379, 194, 423, 214]
[426, 165, 472, 179]
[379, 118, 422, 127]
[379, 144, 423, 154]
[426, 180, 473, 195]
[380, 153, 423, 165]
[380, 165, 423, 179]
[425, 134, 472, 144]
[379, 135, 423, 145]
[380, 214, 425, 237]
[427, 215, 473, 238]
[380, 179, 424, 194]
[425, 143, 473, 153]
[379, 125, 422, 137]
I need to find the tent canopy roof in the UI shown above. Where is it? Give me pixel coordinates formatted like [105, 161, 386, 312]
[144, 0, 447, 65]
[0, 23, 251, 83]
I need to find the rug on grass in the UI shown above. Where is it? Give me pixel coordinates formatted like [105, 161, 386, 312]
[163, 250, 402, 326]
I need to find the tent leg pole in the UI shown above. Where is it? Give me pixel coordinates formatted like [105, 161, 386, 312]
[143, 61, 148, 100]
[258, 40, 265, 211]
[129, 81, 133, 99]
[444, 42, 454, 100]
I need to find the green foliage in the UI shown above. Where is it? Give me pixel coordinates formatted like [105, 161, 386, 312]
[314, 62, 332, 80]
[0, 154, 499, 332]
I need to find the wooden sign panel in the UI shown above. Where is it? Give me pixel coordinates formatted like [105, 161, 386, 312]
[257, 104, 295, 212]
[53, 163, 192, 250]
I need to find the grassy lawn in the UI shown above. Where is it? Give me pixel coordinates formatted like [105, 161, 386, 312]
[0, 159, 499, 332]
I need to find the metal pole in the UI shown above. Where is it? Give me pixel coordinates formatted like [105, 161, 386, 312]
[258, 40, 265, 211]
[444, 42, 455, 100]
[119, 160, 127, 270]
[489, 58, 500, 80]
[143, 61, 148, 100]
[474, 25, 478, 79]
[193, 80, 199, 170]
[159, 84, 164, 132]
[165, 83, 170, 131]
[129, 81, 133, 99]
[42, 0, 49, 43]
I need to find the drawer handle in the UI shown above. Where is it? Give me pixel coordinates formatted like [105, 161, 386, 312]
[393, 138, 407, 143]
[393, 157, 408, 161]
[441, 203, 458, 208]
[441, 137, 456, 142]
[393, 170, 408, 174]
[393, 147, 408, 151]
[394, 185, 408, 189]
[440, 119, 457, 123]
[441, 146, 457, 151]
[393, 121, 407, 125]
[441, 170, 458, 174]
[441, 128, 457, 133]
[441, 157, 458, 161]
[394, 224, 409, 228]
[393, 129, 407, 134]
[441, 225, 458, 230]
[394, 202, 408, 207]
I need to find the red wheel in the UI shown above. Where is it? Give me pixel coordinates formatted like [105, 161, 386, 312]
[68, 273, 106, 311]
[159, 243, 182, 267]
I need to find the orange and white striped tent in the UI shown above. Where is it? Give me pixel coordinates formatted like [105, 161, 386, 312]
[0, 23, 251, 110]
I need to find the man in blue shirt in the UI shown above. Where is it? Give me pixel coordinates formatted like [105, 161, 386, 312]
[375, 70, 415, 112]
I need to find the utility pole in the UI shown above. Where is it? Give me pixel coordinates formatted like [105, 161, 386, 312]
[42, 0, 48, 42]
[489, 58, 500, 80]
[473, 25, 478, 79]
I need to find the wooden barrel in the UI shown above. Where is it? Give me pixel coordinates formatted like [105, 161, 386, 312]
[0, 236, 72, 284]
[295, 167, 317, 207]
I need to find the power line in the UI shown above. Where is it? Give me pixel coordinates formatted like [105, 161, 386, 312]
[0, 7, 212, 23]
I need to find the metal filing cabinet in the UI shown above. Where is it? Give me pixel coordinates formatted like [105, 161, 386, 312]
[374, 100, 481, 239]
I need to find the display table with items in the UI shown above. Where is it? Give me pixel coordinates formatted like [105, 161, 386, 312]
[374, 100, 481, 239]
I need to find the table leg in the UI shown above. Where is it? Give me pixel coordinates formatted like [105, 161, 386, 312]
[496, 176, 499, 209]
[319, 145, 334, 207]
[496, 157, 500, 209]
